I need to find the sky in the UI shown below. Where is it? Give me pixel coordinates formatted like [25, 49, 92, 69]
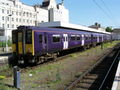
[21, 0, 120, 28]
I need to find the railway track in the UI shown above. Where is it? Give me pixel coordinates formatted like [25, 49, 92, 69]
[65, 43, 120, 90]
[19, 45, 111, 72]
[20, 44, 119, 74]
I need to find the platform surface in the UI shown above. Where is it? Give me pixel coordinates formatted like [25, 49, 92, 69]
[111, 60, 120, 90]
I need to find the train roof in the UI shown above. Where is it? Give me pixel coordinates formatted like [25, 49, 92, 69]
[18, 26, 90, 34]
[39, 21, 111, 34]
[18, 25, 109, 35]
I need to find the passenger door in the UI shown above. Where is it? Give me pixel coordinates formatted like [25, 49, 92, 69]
[81, 34, 85, 46]
[17, 30, 26, 54]
[37, 32, 47, 54]
[18, 32, 23, 54]
[63, 34, 68, 50]
[97, 35, 99, 43]
[12, 30, 18, 53]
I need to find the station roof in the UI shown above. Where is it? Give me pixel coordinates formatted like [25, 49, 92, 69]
[39, 21, 111, 34]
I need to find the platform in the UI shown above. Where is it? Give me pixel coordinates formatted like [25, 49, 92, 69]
[0, 52, 12, 64]
[0, 56, 9, 63]
[111, 60, 120, 90]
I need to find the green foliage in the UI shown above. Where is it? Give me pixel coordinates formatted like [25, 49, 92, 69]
[106, 27, 113, 32]
[7, 39, 12, 46]
[0, 41, 12, 47]
[0, 76, 6, 80]
[0, 80, 16, 90]
[0, 84, 6, 90]
[47, 72, 61, 85]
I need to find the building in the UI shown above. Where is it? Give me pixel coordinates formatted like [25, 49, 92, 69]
[0, 0, 69, 39]
[41, 0, 69, 23]
[89, 23, 106, 32]
[0, 27, 5, 41]
[113, 28, 120, 40]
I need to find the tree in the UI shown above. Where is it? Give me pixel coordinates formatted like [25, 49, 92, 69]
[106, 27, 113, 32]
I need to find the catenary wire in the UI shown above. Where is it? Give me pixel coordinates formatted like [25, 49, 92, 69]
[92, 0, 117, 26]
[100, 0, 120, 26]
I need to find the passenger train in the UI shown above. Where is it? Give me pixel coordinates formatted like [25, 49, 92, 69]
[12, 26, 111, 64]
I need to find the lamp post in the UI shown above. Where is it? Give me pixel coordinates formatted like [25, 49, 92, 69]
[5, 14, 12, 52]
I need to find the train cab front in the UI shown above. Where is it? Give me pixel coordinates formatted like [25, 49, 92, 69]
[12, 26, 35, 65]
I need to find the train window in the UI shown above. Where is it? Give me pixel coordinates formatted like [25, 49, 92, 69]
[44, 36, 47, 44]
[12, 33, 16, 43]
[18, 33, 22, 42]
[26, 30, 32, 44]
[52, 35, 60, 43]
[76, 35, 80, 40]
[39, 34, 42, 43]
[71, 35, 76, 41]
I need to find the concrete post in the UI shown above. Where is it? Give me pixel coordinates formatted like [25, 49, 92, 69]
[13, 66, 20, 89]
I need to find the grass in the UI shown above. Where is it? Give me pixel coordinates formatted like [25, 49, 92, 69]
[0, 83, 7, 90]
[31, 83, 38, 88]
[1, 41, 120, 90]
[28, 63, 62, 75]
[0, 64, 10, 71]
[46, 72, 61, 85]
[75, 72, 83, 78]
[0, 65, 13, 77]
[0, 79, 17, 90]
[0, 76, 6, 80]
[0, 65, 14, 90]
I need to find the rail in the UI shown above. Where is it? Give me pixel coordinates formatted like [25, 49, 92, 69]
[98, 50, 120, 90]
[65, 46, 114, 90]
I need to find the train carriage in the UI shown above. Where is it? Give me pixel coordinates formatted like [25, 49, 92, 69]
[12, 26, 111, 64]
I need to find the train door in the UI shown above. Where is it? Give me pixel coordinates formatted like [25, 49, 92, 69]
[17, 30, 26, 54]
[97, 35, 99, 43]
[38, 32, 47, 54]
[18, 32, 23, 54]
[63, 34, 68, 49]
[44, 33, 47, 52]
[81, 34, 84, 46]
[91, 34, 94, 44]
[12, 30, 18, 53]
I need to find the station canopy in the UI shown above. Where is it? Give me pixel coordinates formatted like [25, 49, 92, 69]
[39, 21, 111, 34]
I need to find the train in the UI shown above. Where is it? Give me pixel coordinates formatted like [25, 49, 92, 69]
[12, 26, 112, 64]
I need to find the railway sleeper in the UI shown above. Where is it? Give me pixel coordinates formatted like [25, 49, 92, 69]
[82, 79, 96, 83]
[75, 77, 103, 90]
[81, 80, 95, 85]
[76, 82, 92, 89]
[83, 74, 98, 79]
